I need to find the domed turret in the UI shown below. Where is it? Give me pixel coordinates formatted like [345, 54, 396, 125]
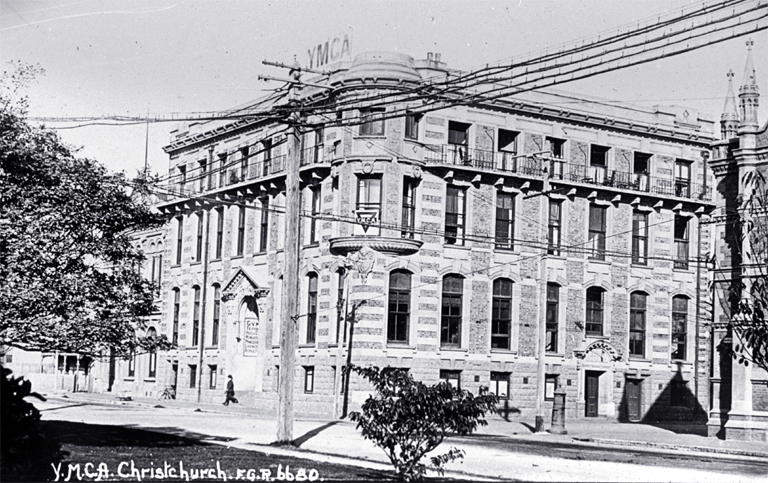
[343, 52, 422, 84]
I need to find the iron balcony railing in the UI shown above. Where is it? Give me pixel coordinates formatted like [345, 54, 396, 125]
[423, 144, 712, 202]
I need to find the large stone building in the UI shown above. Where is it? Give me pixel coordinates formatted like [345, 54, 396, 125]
[708, 41, 768, 441]
[114, 51, 717, 423]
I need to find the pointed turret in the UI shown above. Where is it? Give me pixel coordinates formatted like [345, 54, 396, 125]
[721, 70, 739, 139]
[738, 39, 760, 132]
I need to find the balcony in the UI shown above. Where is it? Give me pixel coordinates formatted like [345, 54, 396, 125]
[422, 144, 712, 202]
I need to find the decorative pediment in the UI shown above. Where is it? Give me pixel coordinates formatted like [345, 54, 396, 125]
[222, 266, 270, 302]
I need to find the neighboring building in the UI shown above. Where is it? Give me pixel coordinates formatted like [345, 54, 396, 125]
[708, 41, 768, 441]
[149, 51, 715, 421]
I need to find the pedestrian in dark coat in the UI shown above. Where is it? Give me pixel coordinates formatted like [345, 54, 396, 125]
[223, 375, 238, 405]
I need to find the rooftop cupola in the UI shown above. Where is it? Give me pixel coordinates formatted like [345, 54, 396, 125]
[721, 70, 739, 140]
[738, 39, 760, 132]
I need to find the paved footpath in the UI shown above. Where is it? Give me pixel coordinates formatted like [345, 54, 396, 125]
[38, 392, 768, 482]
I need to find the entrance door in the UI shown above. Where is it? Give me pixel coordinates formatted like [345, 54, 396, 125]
[626, 379, 642, 421]
[585, 371, 600, 417]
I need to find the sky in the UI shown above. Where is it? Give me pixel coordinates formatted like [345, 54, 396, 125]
[1, 0, 767, 177]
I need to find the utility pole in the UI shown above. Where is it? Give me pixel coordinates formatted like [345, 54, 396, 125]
[196, 203, 211, 403]
[276, 59, 303, 444]
[535, 156, 550, 433]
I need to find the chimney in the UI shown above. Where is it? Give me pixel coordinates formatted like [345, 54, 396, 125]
[435, 53, 441, 64]
[427, 52, 434, 62]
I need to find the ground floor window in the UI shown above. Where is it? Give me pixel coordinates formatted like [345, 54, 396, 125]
[189, 365, 197, 389]
[439, 369, 461, 390]
[545, 374, 559, 400]
[304, 366, 315, 394]
[490, 372, 510, 400]
[208, 365, 217, 389]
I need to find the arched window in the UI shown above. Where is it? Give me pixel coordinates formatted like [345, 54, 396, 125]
[212, 284, 221, 347]
[672, 295, 689, 360]
[586, 287, 605, 336]
[491, 278, 513, 350]
[441, 274, 464, 347]
[306, 273, 318, 344]
[388, 270, 412, 344]
[629, 291, 648, 357]
[192, 286, 201, 346]
[172, 288, 180, 345]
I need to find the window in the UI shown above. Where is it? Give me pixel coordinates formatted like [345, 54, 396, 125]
[175, 215, 183, 265]
[332, 365, 347, 395]
[495, 192, 515, 250]
[147, 327, 157, 378]
[590, 145, 610, 183]
[404, 113, 420, 140]
[632, 210, 648, 265]
[218, 153, 228, 188]
[490, 372, 510, 400]
[195, 211, 204, 262]
[448, 121, 470, 146]
[306, 273, 318, 344]
[192, 286, 201, 346]
[387, 270, 411, 344]
[336, 269, 347, 344]
[498, 129, 519, 170]
[262, 140, 273, 177]
[209, 365, 217, 389]
[440, 275, 464, 347]
[172, 288, 180, 345]
[236, 206, 245, 256]
[445, 186, 466, 245]
[586, 287, 605, 336]
[150, 255, 162, 293]
[259, 197, 269, 252]
[545, 137, 565, 159]
[313, 128, 324, 163]
[588, 204, 607, 260]
[439, 369, 461, 390]
[548, 201, 562, 255]
[198, 160, 207, 192]
[178, 165, 186, 192]
[128, 351, 135, 378]
[633, 152, 651, 191]
[546, 283, 559, 353]
[215, 207, 224, 260]
[491, 278, 513, 350]
[304, 366, 315, 394]
[674, 215, 689, 269]
[675, 160, 691, 197]
[360, 108, 385, 136]
[401, 178, 417, 239]
[241, 147, 250, 181]
[356, 176, 382, 212]
[671, 380, 689, 407]
[672, 296, 688, 361]
[545, 374, 559, 400]
[212, 284, 221, 347]
[629, 292, 647, 358]
[308, 187, 320, 245]
[189, 364, 197, 388]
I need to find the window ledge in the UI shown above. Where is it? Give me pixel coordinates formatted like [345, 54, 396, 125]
[443, 243, 471, 250]
[144, 378, 157, 382]
[438, 347, 468, 353]
[231, 255, 244, 260]
[631, 263, 651, 269]
[303, 242, 320, 249]
[354, 135, 387, 140]
[298, 344, 316, 349]
[586, 334, 609, 340]
[190, 261, 202, 266]
[588, 258, 610, 265]
[491, 349, 517, 355]
[124, 377, 135, 381]
[545, 352, 566, 357]
[386, 344, 415, 349]
[629, 357, 652, 363]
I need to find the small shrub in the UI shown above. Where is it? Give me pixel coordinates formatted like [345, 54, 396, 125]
[348, 366, 498, 481]
[1, 365, 63, 481]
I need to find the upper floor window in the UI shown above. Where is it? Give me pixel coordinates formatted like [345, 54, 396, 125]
[240, 147, 250, 181]
[448, 121, 470, 146]
[629, 291, 647, 358]
[672, 295, 689, 361]
[547, 201, 562, 256]
[313, 128, 324, 163]
[440, 274, 464, 347]
[404, 113, 420, 140]
[491, 278, 513, 350]
[360, 108, 385, 136]
[236, 206, 245, 256]
[586, 287, 605, 336]
[306, 273, 318, 344]
[192, 285, 201, 347]
[215, 207, 224, 260]
[495, 192, 515, 250]
[178, 165, 187, 192]
[387, 270, 411, 344]
[546, 283, 560, 353]
[632, 210, 648, 265]
[172, 288, 180, 345]
[445, 186, 466, 245]
[590, 144, 610, 183]
[175, 216, 184, 265]
[198, 159, 207, 192]
[356, 176, 382, 212]
[212, 284, 221, 347]
[498, 129, 519, 155]
[546, 137, 565, 159]
[675, 160, 691, 197]
[195, 211, 204, 262]
[588, 204, 607, 260]
[634, 152, 651, 191]
[147, 327, 157, 378]
[218, 153, 228, 188]
[308, 187, 321, 245]
[259, 197, 269, 252]
[401, 178, 417, 239]
[674, 215, 689, 270]
[262, 140, 273, 177]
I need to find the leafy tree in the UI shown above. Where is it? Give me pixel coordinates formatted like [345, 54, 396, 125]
[717, 170, 768, 372]
[0, 62, 168, 358]
[348, 366, 498, 481]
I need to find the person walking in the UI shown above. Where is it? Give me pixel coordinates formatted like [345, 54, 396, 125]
[223, 375, 238, 405]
